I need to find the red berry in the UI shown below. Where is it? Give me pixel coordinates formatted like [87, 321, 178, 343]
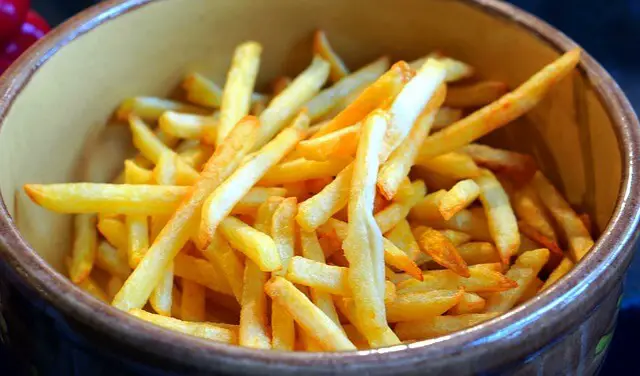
[0, 0, 30, 43]
[2, 10, 49, 62]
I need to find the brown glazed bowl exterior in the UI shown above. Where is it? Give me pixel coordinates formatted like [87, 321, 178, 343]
[0, 0, 639, 375]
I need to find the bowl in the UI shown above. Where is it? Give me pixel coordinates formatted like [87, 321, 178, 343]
[0, 0, 639, 374]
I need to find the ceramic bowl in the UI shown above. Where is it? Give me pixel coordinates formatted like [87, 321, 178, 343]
[0, 0, 638, 374]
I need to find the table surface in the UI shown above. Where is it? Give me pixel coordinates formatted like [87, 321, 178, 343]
[19, 0, 640, 374]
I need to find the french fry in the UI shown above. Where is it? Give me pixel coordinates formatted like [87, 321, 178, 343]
[231, 187, 287, 215]
[486, 248, 550, 312]
[129, 309, 237, 343]
[271, 76, 292, 96]
[541, 257, 574, 291]
[312, 61, 413, 138]
[150, 263, 173, 316]
[255, 57, 329, 149]
[395, 313, 499, 341]
[416, 239, 495, 266]
[215, 41, 262, 146]
[509, 182, 557, 242]
[106, 275, 124, 301]
[438, 179, 481, 220]
[260, 158, 351, 186]
[199, 112, 309, 247]
[375, 180, 426, 234]
[182, 72, 224, 108]
[386, 219, 421, 260]
[518, 221, 563, 255]
[444, 81, 508, 108]
[159, 111, 218, 140]
[124, 160, 154, 184]
[173, 253, 233, 296]
[271, 300, 296, 351]
[69, 214, 97, 283]
[265, 277, 356, 351]
[432, 107, 463, 130]
[306, 57, 389, 121]
[531, 171, 593, 260]
[97, 216, 128, 251]
[398, 264, 517, 293]
[461, 144, 538, 183]
[126, 214, 148, 268]
[413, 226, 469, 277]
[417, 152, 481, 179]
[271, 197, 298, 276]
[286, 256, 349, 296]
[449, 292, 486, 315]
[409, 53, 474, 82]
[517, 277, 543, 305]
[282, 181, 309, 201]
[95, 241, 131, 279]
[239, 260, 271, 348]
[218, 216, 281, 272]
[343, 324, 370, 350]
[313, 30, 349, 82]
[76, 275, 109, 303]
[417, 49, 581, 162]
[386, 289, 463, 322]
[116, 97, 207, 122]
[296, 164, 352, 231]
[178, 143, 215, 171]
[440, 229, 473, 246]
[409, 189, 447, 221]
[200, 233, 245, 302]
[412, 207, 492, 242]
[474, 169, 520, 264]
[579, 213, 592, 235]
[295, 124, 360, 161]
[181, 279, 206, 322]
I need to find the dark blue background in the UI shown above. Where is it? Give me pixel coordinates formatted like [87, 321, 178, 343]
[10, 0, 640, 374]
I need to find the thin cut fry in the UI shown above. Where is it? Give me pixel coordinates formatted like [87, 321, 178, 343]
[271, 300, 296, 351]
[395, 313, 499, 341]
[541, 257, 574, 291]
[182, 72, 224, 108]
[417, 152, 481, 179]
[76, 275, 109, 303]
[295, 124, 360, 161]
[313, 30, 349, 82]
[417, 49, 581, 162]
[116, 97, 207, 122]
[129, 309, 237, 343]
[260, 158, 351, 185]
[386, 289, 463, 322]
[517, 277, 543, 305]
[159, 111, 218, 140]
[518, 221, 563, 255]
[181, 279, 206, 322]
[124, 160, 154, 184]
[239, 260, 271, 348]
[126, 214, 148, 268]
[97, 216, 127, 251]
[531, 171, 593, 260]
[231, 187, 287, 215]
[461, 144, 538, 183]
[409, 53, 474, 82]
[398, 264, 517, 293]
[413, 226, 469, 277]
[449, 292, 486, 315]
[173, 253, 233, 296]
[375, 180, 426, 234]
[201, 233, 245, 302]
[69, 214, 97, 283]
[433, 107, 463, 130]
[95, 241, 131, 280]
[215, 41, 262, 146]
[444, 81, 508, 107]
[265, 277, 356, 351]
[150, 263, 173, 316]
[218, 216, 281, 272]
[510, 182, 557, 242]
[106, 276, 124, 301]
[438, 179, 481, 220]
[385, 219, 421, 260]
[272, 197, 298, 277]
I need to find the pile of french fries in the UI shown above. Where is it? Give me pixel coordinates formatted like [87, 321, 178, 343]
[24, 30, 590, 351]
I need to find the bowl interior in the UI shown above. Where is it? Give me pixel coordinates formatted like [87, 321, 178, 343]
[0, 0, 620, 286]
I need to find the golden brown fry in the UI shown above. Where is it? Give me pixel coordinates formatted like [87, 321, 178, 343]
[417, 240, 497, 267]
[150, 262, 173, 316]
[517, 277, 543, 305]
[461, 144, 538, 183]
[69, 214, 97, 283]
[266, 277, 356, 351]
[173, 253, 233, 296]
[375, 180, 426, 234]
[239, 260, 271, 348]
[440, 229, 473, 246]
[449, 292, 486, 315]
[386, 219, 421, 261]
[260, 158, 351, 185]
[216, 41, 263, 146]
[474, 169, 520, 265]
[231, 187, 287, 216]
[126, 214, 148, 268]
[398, 264, 517, 293]
[106, 275, 124, 301]
[159, 111, 218, 140]
[271, 300, 296, 351]
[76, 275, 109, 303]
[295, 124, 360, 161]
[218, 216, 281, 272]
[201, 233, 245, 302]
[432, 107, 463, 130]
[181, 279, 206, 322]
[417, 152, 481, 179]
[313, 30, 349, 82]
[409, 53, 474, 82]
[96, 216, 127, 251]
[518, 221, 563, 256]
[95, 241, 131, 279]
[182, 72, 224, 108]
[531, 171, 593, 260]
[343, 324, 370, 350]
[129, 309, 237, 343]
[541, 257, 574, 291]
[386, 289, 463, 322]
[199, 112, 308, 247]
[438, 179, 481, 220]
[486, 248, 550, 312]
[271, 197, 298, 276]
[414, 226, 469, 277]
[286, 256, 349, 296]
[418, 49, 581, 162]
[510, 182, 557, 242]
[255, 57, 329, 149]
[409, 189, 447, 222]
[444, 81, 508, 108]
[395, 313, 499, 341]
[116, 97, 207, 122]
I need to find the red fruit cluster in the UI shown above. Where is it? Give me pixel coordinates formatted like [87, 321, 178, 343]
[0, 0, 50, 74]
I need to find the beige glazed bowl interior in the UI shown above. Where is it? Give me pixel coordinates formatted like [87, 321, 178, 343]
[0, 0, 638, 373]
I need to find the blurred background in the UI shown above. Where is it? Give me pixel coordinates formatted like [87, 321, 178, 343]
[10, 0, 640, 374]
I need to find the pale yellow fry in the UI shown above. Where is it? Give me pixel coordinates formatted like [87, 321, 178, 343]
[239, 260, 271, 348]
[107, 276, 124, 301]
[531, 171, 593, 260]
[395, 313, 499, 341]
[216, 41, 262, 146]
[542, 257, 574, 290]
[96, 241, 131, 279]
[255, 197, 284, 233]
[486, 248, 550, 312]
[417, 152, 481, 179]
[409, 53, 474, 82]
[397, 264, 517, 293]
[313, 30, 349, 82]
[69, 214, 97, 283]
[97, 217, 128, 251]
[438, 179, 481, 220]
[116, 97, 207, 122]
[150, 263, 173, 316]
[255, 57, 329, 149]
[299, 230, 342, 327]
[385, 219, 421, 261]
[173, 253, 233, 296]
[286, 256, 349, 296]
[474, 169, 520, 264]
[199, 112, 309, 247]
[265, 277, 356, 351]
[296, 163, 352, 231]
[260, 157, 351, 186]
[183, 72, 224, 108]
[417, 49, 581, 162]
[233, 188, 287, 216]
[444, 81, 508, 108]
[126, 215, 148, 268]
[517, 277, 544, 305]
[409, 189, 447, 222]
[271, 300, 296, 351]
[153, 150, 179, 186]
[217, 216, 281, 272]
[296, 124, 360, 161]
[129, 309, 237, 343]
[306, 57, 389, 121]
[312, 61, 414, 138]
[411, 207, 492, 242]
[271, 197, 298, 276]
[159, 111, 218, 140]
[76, 276, 109, 303]
[461, 143, 538, 182]
[124, 160, 154, 185]
[181, 279, 206, 322]
[178, 143, 214, 172]
[449, 292, 486, 315]
[112, 117, 258, 311]
[511, 182, 557, 242]
[386, 289, 463, 322]
[432, 107, 463, 130]
[374, 180, 427, 234]
[201, 233, 245, 302]
[342, 110, 399, 347]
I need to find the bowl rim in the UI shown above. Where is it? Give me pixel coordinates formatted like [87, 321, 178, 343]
[0, 0, 639, 373]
